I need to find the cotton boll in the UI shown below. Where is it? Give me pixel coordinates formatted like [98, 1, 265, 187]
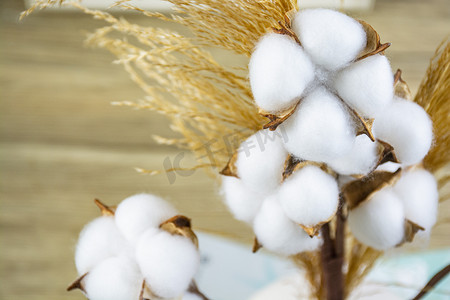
[136, 229, 200, 298]
[372, 99, 433, 166]
[334, 55, 394, 118]
[253, 195, 321, 255]
[75, 216, 129, 275]
[348, 188, 405, 250]
[221, 176, 265, 223]
[115, 193, 177, 244]
[327, 135, 379, 176]
[249, 33, 315, 113]
[236, 130, 288, 194]
[84, 256, 143, 300]
[280, 87, 356, 162]
[182, 292, 203, 300]
[393, 169, 438, 230]
[279, 165, 339, 226]
[292, 9, 366, 70]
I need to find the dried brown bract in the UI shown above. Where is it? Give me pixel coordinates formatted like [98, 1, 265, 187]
[356, 20, 391, 61]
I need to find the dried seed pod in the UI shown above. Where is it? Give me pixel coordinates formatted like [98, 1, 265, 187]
[249, 33, 315, 113]
[136, 229, 200, 299]
[348, 188, 405, 250]
[292, 9, 367, 70]
[253, 195, 321, 255]
[114, 193, 177, 244]
[220, 176, 265, 224]
[356, 20, 391, 61]
[160, 215, 199, 248]
[279, 165, 339, 231]
[260, 103, 299, 131]
[393, 69, 412, 100]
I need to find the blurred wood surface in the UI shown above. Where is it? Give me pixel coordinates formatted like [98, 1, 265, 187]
[0, 0, 449, 299]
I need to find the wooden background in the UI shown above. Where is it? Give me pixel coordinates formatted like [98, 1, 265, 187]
[0, 0, 449, 299]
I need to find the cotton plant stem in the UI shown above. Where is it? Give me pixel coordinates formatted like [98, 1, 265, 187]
[412, 264, 450, 300]
[320, 197, 345, 300]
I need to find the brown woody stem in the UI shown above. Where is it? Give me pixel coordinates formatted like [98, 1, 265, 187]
[412, 264, 450, 300]
[320, 196, 345, 300]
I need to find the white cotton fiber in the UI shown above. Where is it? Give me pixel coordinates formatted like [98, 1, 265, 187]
[372, 99, 433, 166]
[327, 135, 379, 176]
[279, 165, 339, 226]
[280, 87, 356, 162]
[393, 169, 438, 230]
[334, 55, 394, 118]
[236, 130, 288, 194]
[348, 188, 405, 250]
[136, 229, 200, 298]
[253, 195, 321, 255]
[115, 193, 177, 244]
[182, 292, 203, 300]
[292, 9, 366, 70]
[220, 176, 265, 223]
[75, 216, 129, 275]
[84, 256, 143, 300]
[249, 33, 315, 113]
[375, 162, 401, 173]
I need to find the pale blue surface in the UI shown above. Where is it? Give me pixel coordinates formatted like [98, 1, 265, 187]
[195, 232, 450, 300]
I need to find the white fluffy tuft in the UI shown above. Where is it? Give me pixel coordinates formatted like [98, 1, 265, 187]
[375, 162, 401, 173]
[253, 195, 321, 256]
[249, 33, 315, 113]
[84, 256, 143, 300]
[220, 176, 265, 223]
[279, 165, 339, 226]
[393, 169, 438, 230]
[115, 193, 177, 244]
[136, 229, 200, 298]
[292, 9, 366, 70]
[373, 99, 433, 166]
[334, 55, 394, 118]
[348, 188, 405, 250]
[327, 135, 379, 176]
[75, 216, 129, 275]
[236, 130, 288, 194]
[280, 86, 356, 162]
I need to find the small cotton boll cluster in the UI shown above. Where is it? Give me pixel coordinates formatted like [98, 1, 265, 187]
[253, 196, 321, 255]
[279, 165, 339, 226]
[349, 168, 439, 249]
[348, 188, 405, 250]
[280, 87, 355, 163]
[73, 194, 200, 300]
[373, 98, 433, 166]
[249, 33, 315, 113]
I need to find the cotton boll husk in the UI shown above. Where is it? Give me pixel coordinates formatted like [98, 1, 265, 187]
[348, 188, 405, 250]
[279, 165, 339, 226]
[334, 55, 394, 118]
[220, 176, 265, 223]
[393, 169, 438, 230]
[115, 193, 177, 244]
[84, 256, 143, 300]
[249, 33, 315, 113]
[136, 229, 200, 298]
[372, 99, 433, 166]
[182, 292, 203, 300]
[75, 216, 129, 275]
[327, 135, 379, 176]
[236, 130, 288, 194]
[253, 195, 321, 255]
[292, 9, 366, 70]
[280, 87, 356, 162]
